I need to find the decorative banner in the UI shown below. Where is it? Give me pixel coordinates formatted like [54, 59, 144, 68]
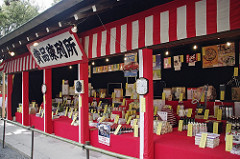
[27, 27, 87, 69]
[153, 54, 161, 80]
[164, 57, 171, 69]
[173, 55, 182, 71]
[124, 53, 139, 77]
[98, 123, 110, 146]
[202, 42, 235, 68]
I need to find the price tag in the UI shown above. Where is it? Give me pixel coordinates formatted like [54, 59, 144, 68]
[59, 91, 62, 97]
[41, 111, 44, 118]
[197, 53, 201, 61]
[153, 55, 156, 62]
[134, 125, 139, 137]
[64, 107, 69, 116]
[203, 109, 209, 120]
[213, 122, 218, 134]
[43, 95, 46, 105]
[187, 108, 192, 117]
[125, 83, 128, 90]
[98, 101, 102, 107]
[112, 92, 116, 100]
[200, 94, 204, 102]
[162, 92, 166, 100]
[79, 96, 82, 108]
[127, 116, 132, 124]
[179, 93, 183, 102]
[225, 134, 233, 152]
[91, 109, 93, 113]
[234, 67, 238, 77]
[154, 106, 158, 115]
[214, 107, 219, 117]
[187, 123, 193, 137]
[220, 91, 225, 101]
[55, 107, 59, 115]
[199, 133, 208, 148]
[52, 112, 54, 119]
[74, 108, 77, 113]
[114, 115, 119, 124]
[140, 97, 146, 112]
[177, 105, 180, 114]
[132, 119, 138, 128]
[112, 103, 114, 108]
[180, 55, 184, 62]
[198, 108, 203, 114]
[125, 112, 129, 120]
[71, 100, 74, 105]
[168, 57, 171, 64]
[69, 108, 73, 118]
[217, 109, 222, 120]
[99, 116, 106, 123]
[94, 92, 96, 98]
[122, 98, 126, 106]
[114, 125, 122, 135]
[226, 124, 232, 133]
[156, 122, 162, 135]
[178, 120, 183, 131]
[71, 113, 78, 125]
[104, 105, 108, 113]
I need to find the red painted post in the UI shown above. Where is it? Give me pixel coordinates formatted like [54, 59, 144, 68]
[22, 71, 29, 126]
[7, 74, 13, 120]
[44, 69, 53, 133]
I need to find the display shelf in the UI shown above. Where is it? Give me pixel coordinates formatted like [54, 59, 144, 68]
[30, 114, 44, 131]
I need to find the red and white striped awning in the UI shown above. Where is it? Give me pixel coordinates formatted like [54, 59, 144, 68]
[79, 0, 240, 59]
[3, 53, 37, 74]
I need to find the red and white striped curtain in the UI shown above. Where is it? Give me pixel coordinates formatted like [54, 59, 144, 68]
[4, 53, 37, 74]
[79, 0, 240, 59]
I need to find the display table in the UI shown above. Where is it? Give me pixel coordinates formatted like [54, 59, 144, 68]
[15, 112, 22, 124]
[30, 114, 44, 131]
[53, 116, 79, 142]
[90, 130, 139, 158]
[154, 128, 239, 159]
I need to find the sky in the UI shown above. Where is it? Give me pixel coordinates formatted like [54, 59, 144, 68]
[0, 0, 54, 13]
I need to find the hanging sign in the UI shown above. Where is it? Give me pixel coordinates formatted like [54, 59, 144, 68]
[27, 27, 87, 69]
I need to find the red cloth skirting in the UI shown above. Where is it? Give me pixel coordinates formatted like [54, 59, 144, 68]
[15, 112, 22, 124]
[90, 130, 139, 158]
[53, 117, 79, 142]
[30, 114, 44, 131]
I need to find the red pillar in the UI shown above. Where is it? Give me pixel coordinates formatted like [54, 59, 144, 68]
[22, 71, 29, 126]
[139, 49, 154, 159]
[78, 62, 89, 143]
[44, 69, 53, 133]
[7, 74, 13, 120]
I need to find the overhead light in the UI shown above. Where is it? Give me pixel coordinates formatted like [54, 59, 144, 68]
[226, 42, 231, 46]
[9, 51, 15, 56]
[165, 51, 169, 56]
[106, 58, 109, 62]
[35, 33, 39, 37]
[193, 45, 197, 50]
[71, 25, 77, 33]
[92, 5, 97, 12]
[92, 61, 95, 65]
[6, 47, 9, 51]
[33, 42, 39, 47]
[19, 41, 22, 45]
[217, 37, 220, 40]
[12, 44, 15, 48]
[58, 22, 62, 27]
[124, 57, 127, 61]
[74, 14, 79, 20]
[46, 27, 50, 33]
[27, 37, 30, 41]
[1, 49, 3, 52]
[69, 65, 72, 69]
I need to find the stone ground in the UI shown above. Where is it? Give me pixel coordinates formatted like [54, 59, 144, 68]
[0, 143, 29, 159]
[0, 120, 118, 159]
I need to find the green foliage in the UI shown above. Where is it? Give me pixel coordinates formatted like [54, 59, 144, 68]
[0, 0, 39, 37]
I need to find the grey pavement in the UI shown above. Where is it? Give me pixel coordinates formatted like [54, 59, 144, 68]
[0, 120, 117, 159]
